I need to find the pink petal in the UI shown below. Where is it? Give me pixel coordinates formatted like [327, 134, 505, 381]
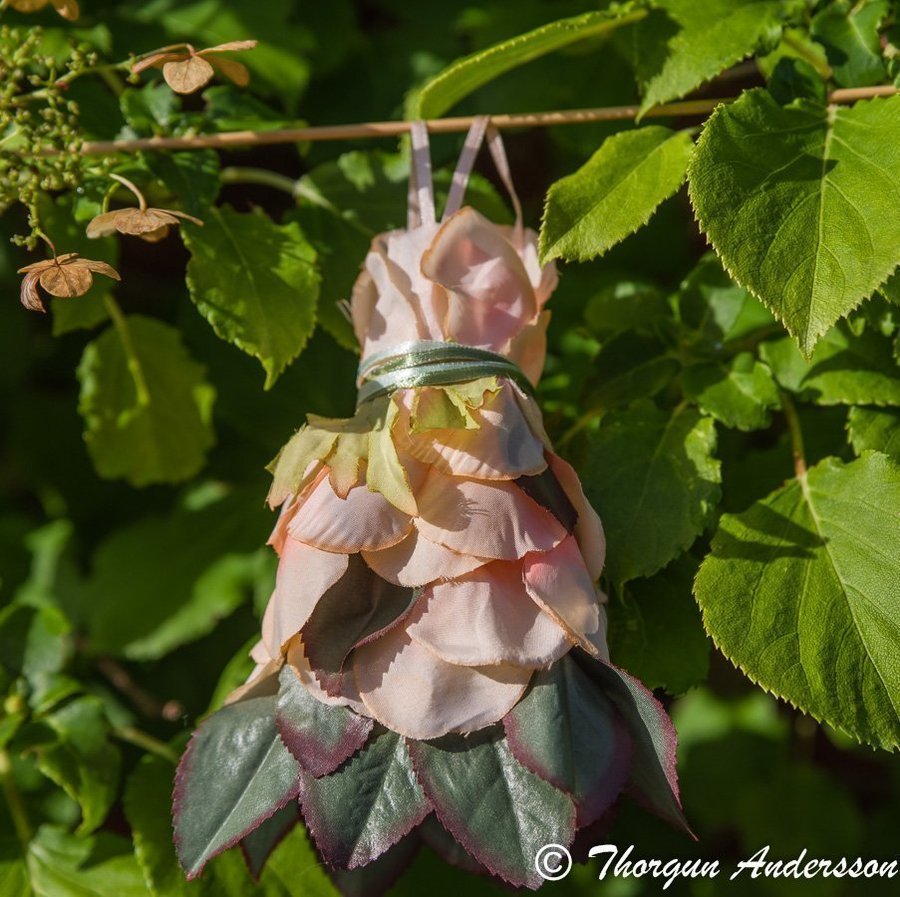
[414, 468, 565, 560]
[506, 310, 549, 386]
[511, 228, 558, 309]
[353, 627, 531, 739]
[394, 383, 546, 480]
[421, 208, 537, 351]
[407, 559, 570, 667]
[547, 453, 606, 580]
[362, 529, 488, 587]
[523, 535, 602, 654]
[287, 473, 412, 552]
[224, 655, 281, 705]
[261, 539, 349, 656]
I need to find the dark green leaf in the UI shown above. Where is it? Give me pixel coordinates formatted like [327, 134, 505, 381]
[299, 728, 428, 868]
[0, 604, 69, 683]
[847, 407, 900, 460]
[77, 315, 215, 487]
[503, 655, 631, 826]
[608, 555, 710, 694]
[145, 151, 220, 218]
[184, 207, 320, 389]
[174, 695, 301, 879]
[407, 730, 574, 889]
[695, 452, 900, 749]
[539, 127, 693, 264]
[583, 279, 668, 337]
[582, 402, 721, 583]
[811, 0, 889, 88]
[586, 332, 680, 409]
[240, 804, 299, 881]
[689, 90, 900, 354]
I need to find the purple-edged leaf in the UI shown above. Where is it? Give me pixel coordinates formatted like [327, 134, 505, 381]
[299, 727, 429, 869]
[577, 656, 691, 835]
[240, 801, 299, 881]
[302, 554, 421, 695]
[276, 665, 373, 778]
[503, 654, 632, 826]
[327, 832, 421, 897]
[407, 729, 575, 890]
[516, 466, 577, 532]
[419, 815, 487, 876]
[174, 695, 301, 879]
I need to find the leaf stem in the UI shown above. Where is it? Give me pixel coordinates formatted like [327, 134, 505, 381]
[0, 750, 33, 845]
[781, 391, 807, 479]
[112, 727, 179, 765]
[220, 166, 301, 199]
[103, 295, 151, 406]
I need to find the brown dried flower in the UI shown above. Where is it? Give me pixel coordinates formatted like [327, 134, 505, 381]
[131, 40, 258, 95]
[8, 0, 79, 20]
[18, 253, 120, 313]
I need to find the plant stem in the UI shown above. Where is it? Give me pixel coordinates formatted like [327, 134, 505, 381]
[0, 751, 32, 846]
[220, 166, 300, 198]
[103, 295, 151, 406]
[781, 391, 807, 479]
[112, 727, 179, 765]
[95, 655, 184, 721]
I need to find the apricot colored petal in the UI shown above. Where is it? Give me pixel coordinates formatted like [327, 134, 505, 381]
[20, 272, 44, 312]
[132, 52, 172, 74]
[507, 310, 549, 386]
[414, 468, 565, 560]
[209, 56, 250, 87]
[523, 535, 601, 654]
[395, 384, 546, 480]
[80, 259, 121, 280]
[163, 55, 215, 94]
[287, 474, 412, 552]
[407, 560, 570, 667]
[202, 39, 259, 53]
[421, 207, 537, 351]
[547, 453, 606, 580]
[354, 628, 530, 739]
[85, 210, 122, 239]
[40, 265, 92, 298]
[261, 539, 349, 656]
[286, 637, 366, 714]
[362, 529, 489, 587]
[224, 656, 281, 705]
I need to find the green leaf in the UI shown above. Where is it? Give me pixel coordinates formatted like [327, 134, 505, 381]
[582, 402, 722, 583]
[145, 151, 220, 218]
[26, 826, 148, 897]
[119, 83, 180, 136]
[0, 604, 69, 683]
[174, 695, 301, 879]
[683, 352, 781, 431]
[634, 0, 787, 113]
[760, 325, 900, 406]
[848, 407, 900, 461]
[689, 90, 900, 355]
[583, 279, 669, 337]
[81, 487, 272, 660]
[299, 728, 428, 869]
[585, 332, 679, 410]
[77, 316, 215, 487]
[539, 126, 693, 264]
[608, 555, 710, 694]
[811, 0, 889, 88]
[34, 696, 120, 835]
[503, 655, 630, 827]
[407, 731, 574, 889]
[409, 6, 647, 119]
[275, 665, 373, 778]
[184, 207, 320, 389]
[695, 452, 900, 750]
[239, 805, 298, 882]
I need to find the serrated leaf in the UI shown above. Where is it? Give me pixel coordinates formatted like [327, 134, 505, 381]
[275, 665, 373, 778]
[847, 407, 900, 460]
[695, 452, 900, 750]
[582, 402, 722, 584]
[540, 126, 693, 264]
[407, 730, 574, 889]
[577, 657, 690, 833]
[760, 324, 900, 405]
[77, 315, 215, 486]
[503, 655, 631, 827]
[174, 695, 301, 879]
[635, 0, 786, 113]
[410, 6, 647, 119]
[184, 207, 319, 389]
[585, 332, 680, 409]
[608, 555, 710, 694]
[299, 728, 428, 869]
[689, 91, 900, 355]
[145, 151, 220, 218]
[683, 353, 781, 431]
[811, 0, 889, 88]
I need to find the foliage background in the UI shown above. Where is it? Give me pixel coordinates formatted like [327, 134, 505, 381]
[1, 0, 899, 895]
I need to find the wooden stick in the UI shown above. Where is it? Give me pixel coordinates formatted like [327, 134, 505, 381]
[72, 85, 898, 157]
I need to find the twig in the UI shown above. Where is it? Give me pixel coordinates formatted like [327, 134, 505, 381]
[95, 655, 184, 722]
[63, 85, 897, 157]
[112, 726, 179, 765]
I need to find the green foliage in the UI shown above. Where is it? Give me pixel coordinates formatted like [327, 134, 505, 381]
[689, 90, 900, 355]
[3, 0, 900, 893]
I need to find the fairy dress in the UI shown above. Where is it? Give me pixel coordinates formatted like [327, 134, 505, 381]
[174, 119, 688, 892]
